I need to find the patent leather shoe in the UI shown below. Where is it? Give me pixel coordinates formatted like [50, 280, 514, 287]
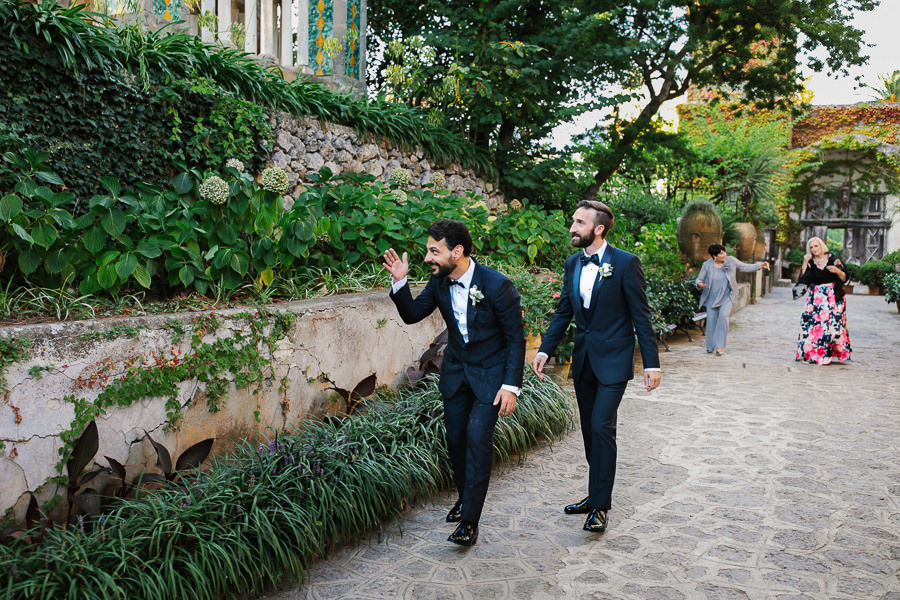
[583, 508, 608, 532]
[446, 499, 463, 523]
[564, 496, 591, 515]
[447, 521, 478, 546]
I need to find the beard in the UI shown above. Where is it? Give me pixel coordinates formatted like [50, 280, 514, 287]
[430, 261, 455, 278]
[571, 230, 595, 248]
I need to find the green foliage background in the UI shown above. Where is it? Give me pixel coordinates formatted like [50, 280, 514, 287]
[0, 0, 492, 203]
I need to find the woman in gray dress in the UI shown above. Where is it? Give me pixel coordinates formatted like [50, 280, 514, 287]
[695, 244, 769, 355]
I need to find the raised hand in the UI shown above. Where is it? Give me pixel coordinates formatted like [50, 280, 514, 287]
[382, 248, 409, 282]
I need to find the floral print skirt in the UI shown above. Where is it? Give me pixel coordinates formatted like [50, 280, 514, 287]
[795, 283, 852, 365]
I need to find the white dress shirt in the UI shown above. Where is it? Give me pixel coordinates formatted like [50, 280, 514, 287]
[391, 260, 521, 396]
[579, 241, 607, 309]
[537, 244, 660, 373]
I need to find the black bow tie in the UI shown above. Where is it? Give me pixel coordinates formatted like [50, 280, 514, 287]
[580, 253, 601, 267]
[449, 279, 465, 287]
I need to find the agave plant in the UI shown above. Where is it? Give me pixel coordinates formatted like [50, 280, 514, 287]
[863, 70, 900, 102]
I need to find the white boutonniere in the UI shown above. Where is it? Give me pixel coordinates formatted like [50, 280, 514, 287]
[599, 263, 614, 278]
[468, 285, 484, 306]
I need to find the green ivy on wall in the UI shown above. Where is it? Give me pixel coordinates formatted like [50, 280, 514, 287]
[52, 309, 296, 479]
[0, 33, 272, 201]
[0, 336, 31, 395]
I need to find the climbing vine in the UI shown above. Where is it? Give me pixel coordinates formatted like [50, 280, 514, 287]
[792, 104, 900, 148]
[793, 136, 900, 198]
[0, 336, 31, 396]
[52, 309, 296, 477]
[1, 337, 32, 452]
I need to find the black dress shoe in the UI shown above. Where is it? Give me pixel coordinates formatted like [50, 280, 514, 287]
[583, 508, 608, 532]
[564, 496, 591, 514]
[446, 499, 463, 523]
[448, 521, 478, 546]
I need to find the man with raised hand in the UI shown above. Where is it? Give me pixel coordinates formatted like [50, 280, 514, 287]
[383, 219, 525, 546]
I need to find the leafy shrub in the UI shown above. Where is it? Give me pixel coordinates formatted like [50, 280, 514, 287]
[646, 274, 700, 333]
[630, 221, 688, 280]
[480, 203, 571, 267]
[0, 159, 570, 298]
[883, 272, 900, 304]
[608, 187, 682, 243]
[785, 247, 805, 269]
[0, 374, 573, 599]
[850, 259, 893, 288]
[504, 267, 560, 339]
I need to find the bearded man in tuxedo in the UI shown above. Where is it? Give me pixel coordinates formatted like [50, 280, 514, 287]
[531, 200, 661, 533]
[383, 219, 525, 546]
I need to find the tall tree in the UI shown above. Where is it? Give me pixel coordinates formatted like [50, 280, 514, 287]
[369, 0, 876, 200]
[367, 1, 617, 184]
[574, 0, 876, 199]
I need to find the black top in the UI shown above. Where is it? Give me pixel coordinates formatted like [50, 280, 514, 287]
[800, 254, 845, 299]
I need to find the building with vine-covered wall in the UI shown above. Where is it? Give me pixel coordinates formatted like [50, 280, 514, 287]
[791, 104, 900, 263]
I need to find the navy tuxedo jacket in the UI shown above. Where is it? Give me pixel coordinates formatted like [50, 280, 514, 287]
[390, 261, 525, 403]
[539, 245, 659, 384]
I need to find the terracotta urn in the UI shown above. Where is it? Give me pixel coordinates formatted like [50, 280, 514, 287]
[677, 204, 723, 262]
[733, 222, 765, 261]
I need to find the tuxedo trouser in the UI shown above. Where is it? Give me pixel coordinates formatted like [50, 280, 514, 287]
[705, 298, 734, 352]
[443, 379, 500, 524]
[573, 364, 627, 511]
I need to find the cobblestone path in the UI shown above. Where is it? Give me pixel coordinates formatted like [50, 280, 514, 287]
[270, 288, 900, 600]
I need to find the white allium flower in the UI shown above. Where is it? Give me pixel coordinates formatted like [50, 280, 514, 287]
[388, 168, 411, 188]
[261, 166, 290, 195]
[225, 158, 245, 173]
[430, 172, 446, 188]
[391, 189, 408, 204]
[509, 199, 523, 211]
[199, 175, 229, 205]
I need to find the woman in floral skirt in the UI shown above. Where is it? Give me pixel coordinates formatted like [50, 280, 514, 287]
[795, 236, 852, 365]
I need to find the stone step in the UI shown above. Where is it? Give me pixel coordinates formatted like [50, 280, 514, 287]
[774, 278, 793, 287]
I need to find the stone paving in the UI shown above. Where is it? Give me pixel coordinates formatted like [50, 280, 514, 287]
[269, 288, 900, 600]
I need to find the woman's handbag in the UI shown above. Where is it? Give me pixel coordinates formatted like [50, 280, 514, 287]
[792, 282, 808, 300]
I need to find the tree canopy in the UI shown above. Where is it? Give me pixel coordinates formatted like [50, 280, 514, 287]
[367, 1, 616, 180]
[368, 0, 876, 202]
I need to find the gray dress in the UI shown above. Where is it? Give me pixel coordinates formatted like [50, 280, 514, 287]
[704, 264, 730, 309]
[695, 256, 761, 352]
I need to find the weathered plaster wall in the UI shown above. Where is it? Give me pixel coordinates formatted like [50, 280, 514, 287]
[0, 290, 443, 521]
[269, 113, 505, 208]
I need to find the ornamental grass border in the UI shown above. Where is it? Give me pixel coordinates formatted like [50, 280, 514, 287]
[0, 373, 573, 600]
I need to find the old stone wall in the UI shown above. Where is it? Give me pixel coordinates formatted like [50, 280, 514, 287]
[0, 290, 443, 522]
[268, 113, 505, 208]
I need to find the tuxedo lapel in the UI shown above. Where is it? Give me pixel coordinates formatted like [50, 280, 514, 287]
[466, 261, 483, 332]
[572, 256, 584, 315]
[590, 245, 614, 299]
[438, 276, 464, 340]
